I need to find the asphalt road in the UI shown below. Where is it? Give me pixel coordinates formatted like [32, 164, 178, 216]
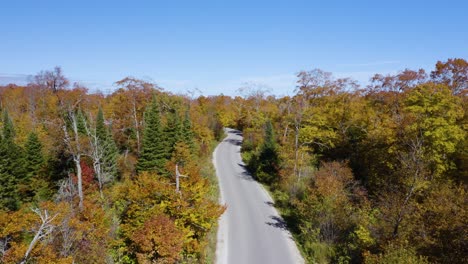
[214, 128, 304, 264]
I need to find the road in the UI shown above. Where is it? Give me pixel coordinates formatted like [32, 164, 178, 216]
[214, 128, 304, 264]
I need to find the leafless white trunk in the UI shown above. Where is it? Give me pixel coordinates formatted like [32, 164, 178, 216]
[132, 100, 141, 154]
[175, 164, 188, 194]
[63, 110, 84, 211]
[21, 208, 57, 264]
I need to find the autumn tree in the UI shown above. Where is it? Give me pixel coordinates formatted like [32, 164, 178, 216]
[114, 77, 157, 154]
[31, 66, 70, 93]
[431, 58, 468, 95]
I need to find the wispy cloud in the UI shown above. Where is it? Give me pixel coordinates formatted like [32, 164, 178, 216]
[207, 74, 297, 97]
[337, 60, 400, 67]
[0, 73, 31, 85]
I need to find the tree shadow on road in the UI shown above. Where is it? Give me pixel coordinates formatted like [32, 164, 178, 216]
[225, 138, 242, 146]
[227, 129, 243, 136]
[266, 215, 289, 231]
[237, 163, 255, 181]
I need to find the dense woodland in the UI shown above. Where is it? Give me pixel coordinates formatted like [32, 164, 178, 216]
[230, 58, 467, 264]
[0, 58, 467, 263]
[0, 72, 225, 263]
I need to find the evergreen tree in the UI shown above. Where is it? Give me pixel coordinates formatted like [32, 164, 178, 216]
[0, 111, 24, 210]
[181, 111, 195, 151]
[76, 109, 88, 134]
[25, 132, 44, 178]
[254, 120, 280, 184]
[2, 110, 15, 140]
[163, 109, 183, 158]
[23, 131, 46, 201]
[95, 108, 118, 184]
[0, 139, 19, 210]
[96, 108, 107, 141]
[136, 98, 167, 175]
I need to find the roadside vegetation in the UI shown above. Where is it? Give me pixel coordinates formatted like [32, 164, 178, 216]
[235, 59, 467, 263]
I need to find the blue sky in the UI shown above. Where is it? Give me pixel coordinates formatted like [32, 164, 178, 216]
[1, 0, 467, 95]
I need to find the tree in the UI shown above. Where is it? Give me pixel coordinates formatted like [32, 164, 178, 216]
[62, 107, 86, 211]
[404, 83, 465, 177]
[252, 120, 280, 184]
[431, 58, 468, 95]
[21, 132, 46, 201]
[0, 110, 24, 210]
[114, 77, 157, 154]
[87, 108, 118, 197]
[24, 132, 44, 178]
[162, 109, 183, 158]
[31, 66, 70, 93]
[131, 214, 184, 264]
[136, 98, 167, 175]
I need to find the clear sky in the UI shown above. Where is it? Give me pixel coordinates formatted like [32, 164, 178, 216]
[1, 0, 467, 95]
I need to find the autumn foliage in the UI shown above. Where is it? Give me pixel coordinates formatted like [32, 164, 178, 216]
[0, 72, 224, 263]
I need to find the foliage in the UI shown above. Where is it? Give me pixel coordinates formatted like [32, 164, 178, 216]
[136, 98, 167, 175]
[0, 59, 466, 263]
[0, 70, 224, 263]
[238, 58, 467, 263]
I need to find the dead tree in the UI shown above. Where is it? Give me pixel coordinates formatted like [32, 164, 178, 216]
[175, 164, 188, 194]
[21, 208, 57, 264]
[62, 108, 84, 211]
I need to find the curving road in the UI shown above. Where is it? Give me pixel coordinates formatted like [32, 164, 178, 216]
[214, 128, 304, 264]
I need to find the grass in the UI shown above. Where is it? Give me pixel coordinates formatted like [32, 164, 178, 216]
[200, 139, 224, 264]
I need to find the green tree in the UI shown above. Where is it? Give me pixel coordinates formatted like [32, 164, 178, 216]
[136, 98, 167, 175]
[404, 83, 465, 177]
[181, 111, 196, 151]
[94, 108, 118, 193]
[0, 111, 24, 210]
[96, 107, 108, 141]
[253, 120, 280, 184]
[163, 109, 183, 159]
[25, 132, 44, 178]
[23, 131, 47, 201]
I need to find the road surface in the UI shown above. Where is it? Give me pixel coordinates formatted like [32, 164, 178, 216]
[214, 128, 304, 264]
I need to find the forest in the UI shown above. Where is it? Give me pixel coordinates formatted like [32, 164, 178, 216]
[0, 72, 225, 263]
[0, 58, 467, 263]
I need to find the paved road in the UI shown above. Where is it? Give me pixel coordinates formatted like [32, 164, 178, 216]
[214, 128, 304, 264]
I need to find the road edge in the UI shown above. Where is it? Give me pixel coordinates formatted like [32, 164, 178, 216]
[213, 137, 228, 264]
[257, 184, 305, 264]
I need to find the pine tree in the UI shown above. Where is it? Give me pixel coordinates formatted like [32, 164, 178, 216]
[76, 109, 87, 134]
[254, 120, 280, 184]
[0, 111, 24, 210]
[25, 132, 44, 178]
[96, 108, 107, 141]
[23, 131, 45, 201]
[2, 110, 15, 140]
[163, 109, 183, 158]
[136, 98, 167, 175]
[95, 108, 118, 186]
[0, 138, 19, 210]
[181, 110, 195, 151]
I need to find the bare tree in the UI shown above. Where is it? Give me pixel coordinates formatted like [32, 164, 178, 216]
[82, 114, 116, 199]
[21, 208, 58, 264]
[62, 106, 85, 210]
[31, 66, 70, 92]
[175, 164, 188, 194]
